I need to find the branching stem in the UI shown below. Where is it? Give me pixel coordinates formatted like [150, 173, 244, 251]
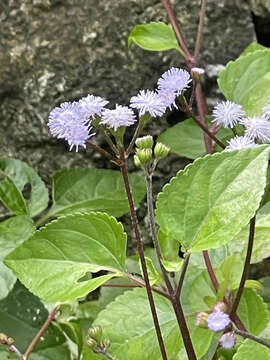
[234, 328, 270, 349]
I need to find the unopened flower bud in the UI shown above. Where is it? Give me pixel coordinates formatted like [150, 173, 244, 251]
[134, 155, 141, 168]
[0, 333, 8, 344]
[219, 332, 236, 349]
[195, 312, 208, 328]
[213, 301, 227, 313]
[154, 142, 170, 159]
[102, 338, 111, 350]
[88, 325, 102, 342]
[136, 148, 152, 164]
[135, 135, 153, 149]
[86, 337, 98, 350]
[191, 67, 205, 82]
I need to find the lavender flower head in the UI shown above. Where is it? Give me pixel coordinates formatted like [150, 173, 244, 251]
[241, 115, 270, 143]
[207, 311, 231, 332]
[219, 332, 236, 349]
[263, 104, 270, 119]
[100, 105, 136, 131]
[212, 101, 245, 128]
[48, 101, 94, 152]
[157, 88, 177, 111]
[130, 90, 167, 117]
[79, 95, 109, 119]
[225, 135, 258, 152]
[157, 67, 192, 96]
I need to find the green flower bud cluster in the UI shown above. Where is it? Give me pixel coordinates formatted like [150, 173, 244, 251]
[86, 325, 111, 355]
[134, 135, 170, 168]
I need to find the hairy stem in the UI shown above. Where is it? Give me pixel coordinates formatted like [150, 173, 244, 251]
[230, 217, 256, 318]
[119, 149, 168, 360]
[175, 254, 190, 299]
[24, 307, 57, 360]
[194, 0, 207, 60]
[234, 328, 270, 349]
[146, 169, 197, 360]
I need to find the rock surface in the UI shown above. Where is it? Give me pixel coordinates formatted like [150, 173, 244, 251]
[0, 0, 255, 182]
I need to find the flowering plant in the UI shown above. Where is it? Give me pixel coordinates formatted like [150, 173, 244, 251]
[1, 1, 270, 360]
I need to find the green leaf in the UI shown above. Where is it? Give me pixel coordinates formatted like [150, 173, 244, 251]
[139, 257, 163, 286]
[0, 215, 35, 300]
[59, 321, 83, 359]
[94, 288, 212, 360]
[0, 282, 65, 352]
[233, 339, 270, 360]
[237, 289, 269, 334]
[128, 22, 183, 54]
[218, 49, 270, 116]
[5, 212, 126, 301]
[240, 41, 267, 57]
[0, 158, 49, 217]
[47, 168, 146, 219]
[156, 146, 270, 252]
[0, 346, 71, 360]
[158, 118, 206, 159]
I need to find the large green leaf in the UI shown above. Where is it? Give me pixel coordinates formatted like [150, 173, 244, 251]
[94, 288, 212, 360]
[5, 212, 126, 302]
[240, 42, 267, 57]
[218, 49, 270, 116]
[0, 282, 65, 353]
[233, 339, 270, 360]
[0, 215, 35, 300]
[237, 289, 269, 335]
[47, 168, 146, 219]
[229, 214, 270, 264]
[128, 22, 183, 54]
[156, 146, 270, 252]
[0, 158, 49, 217]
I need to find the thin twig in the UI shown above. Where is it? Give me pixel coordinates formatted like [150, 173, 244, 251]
[119, 149, 169, 360]
[230, 217, 256, 319]
[24, 307, 58, 360]
[161, 0, 192, 60]
[9, 344, 24, 359]
[234, 328, 270, 349]
[194, 0, 207, 60]
[86, 140, 118, 162]
[175, 254, 190, 299]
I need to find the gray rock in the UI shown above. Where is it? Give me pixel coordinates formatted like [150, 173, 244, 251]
[0, 0, 255, 227]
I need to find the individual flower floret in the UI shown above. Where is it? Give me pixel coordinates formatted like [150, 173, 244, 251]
[263, 104, 270, 119]
[130, 90, 166, 117]
[207, 311, 231, 332]
[212, 101, 245, 128]
[219, 332, 236, 349]
[100, 105, 136, 131]
[225, 135, 258, 152]
[157, 88, 177, 111]
[241, 115, 270, 142]
[48, 101, 94, 151]
[79, 94, 109, 120]
[157, 67, 192, 96]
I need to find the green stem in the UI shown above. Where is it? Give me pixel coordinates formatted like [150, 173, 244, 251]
[119, 149, 169, 360]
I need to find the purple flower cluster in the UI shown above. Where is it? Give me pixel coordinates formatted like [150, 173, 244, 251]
[207, 311, 231, 332]
[130, 67, 191, 117]
[212, 101, 270, 150]
[48, 67, 192, 151]
[48, 95, 108, 151]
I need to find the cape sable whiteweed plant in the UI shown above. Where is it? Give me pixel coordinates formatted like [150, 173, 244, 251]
[2, 2, 270, 360]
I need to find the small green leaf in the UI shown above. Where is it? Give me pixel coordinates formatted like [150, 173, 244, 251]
[0, 215, 35, 300]
[0, 158, 49, 217]
[237, 289, 269, 334]
[242, 280, 263, 291]
[156, 146, 270, 252]
[233, 339, 270, 360]
[59, 322, 83, 359]
[5, 212, 126, 301]
[128, 22, 183, 54]
[139, 257, 163, 286]
[0, 282, 65, 352]
[158, 229, 183, 272]
[218, 49, 270, 116]
[240, 41, 267, 57]
[48, 168, 146, 218]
